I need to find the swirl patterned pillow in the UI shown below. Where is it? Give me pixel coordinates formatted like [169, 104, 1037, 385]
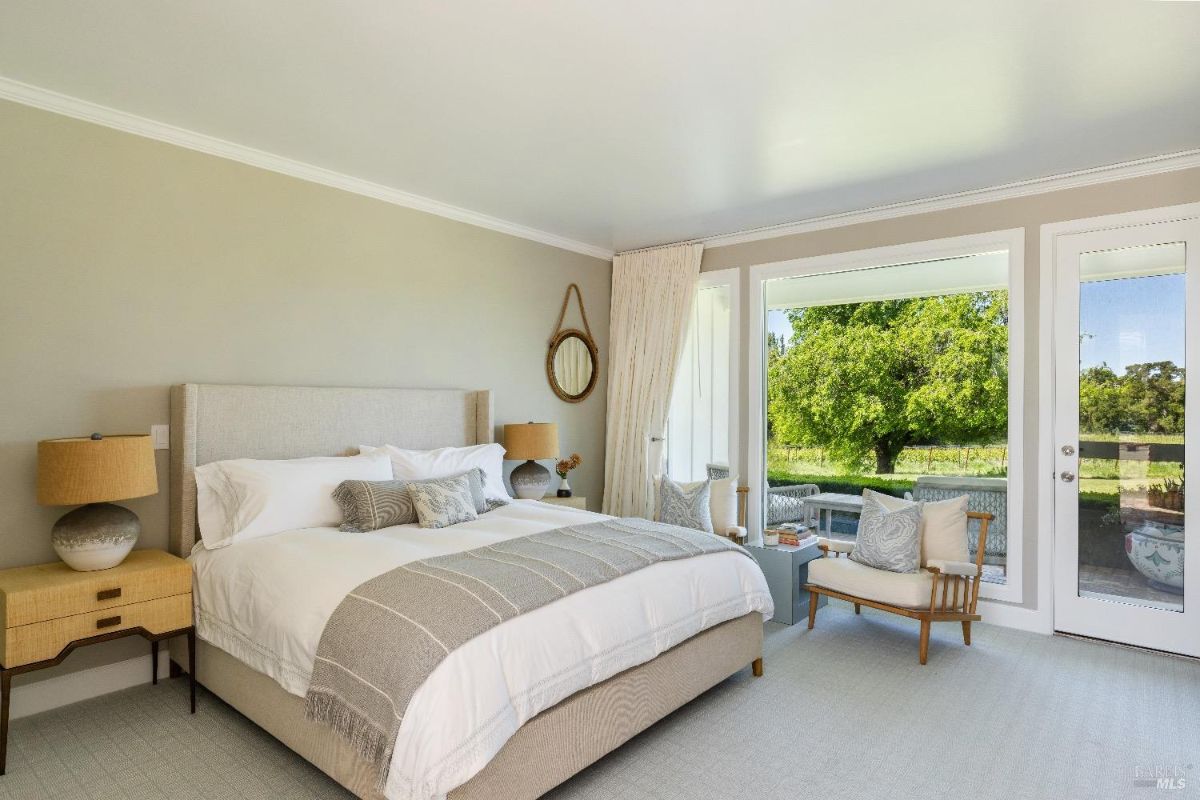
[655, 477, 713, 534]
[334, 468, 494, 532]
[407, 474, 479, 529]
[848, 492, 922, 573]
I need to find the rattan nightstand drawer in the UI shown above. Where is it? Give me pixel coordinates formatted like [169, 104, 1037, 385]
[0, 593, 191, 668]
[0, 550, 190, 628]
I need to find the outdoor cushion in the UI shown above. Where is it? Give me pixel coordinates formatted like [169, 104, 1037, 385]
[868, 488, 970, 566]
[808, 557, 947, 609]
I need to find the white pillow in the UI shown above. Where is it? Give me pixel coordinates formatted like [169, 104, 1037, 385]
[195, 451, 393, 549]
[709, 477, 739, 535]
[866, 488, 970, 565]
[359, 443, 510, 502]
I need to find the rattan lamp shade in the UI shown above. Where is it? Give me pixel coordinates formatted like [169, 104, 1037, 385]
[37, 435, 158, 506]
[503, 423, 559, 461]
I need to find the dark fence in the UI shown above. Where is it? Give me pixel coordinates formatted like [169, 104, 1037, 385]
[1078, 440, 1185, 463]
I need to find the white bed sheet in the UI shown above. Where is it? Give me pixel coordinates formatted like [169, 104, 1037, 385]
[189, 500, 773, 800]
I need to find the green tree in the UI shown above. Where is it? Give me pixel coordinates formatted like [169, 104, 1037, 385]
[1123, 361, 1186, 434]
[1080, 360, 1185, 435]
[767, 292, 1008, 474]
[1079, 364, 1123, 433]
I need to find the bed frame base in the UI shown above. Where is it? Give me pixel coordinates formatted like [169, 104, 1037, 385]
[170, 612, 762, 800]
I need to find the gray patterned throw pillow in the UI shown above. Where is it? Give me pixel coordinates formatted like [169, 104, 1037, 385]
[408, 474, 479, 529]
[655, 477, 713, 534]
[333, 479, 419, 531]
[849, 493, 922, 573]
[334, 468, 494, 532]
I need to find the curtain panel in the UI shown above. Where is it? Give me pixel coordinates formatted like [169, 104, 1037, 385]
[602, 242, 702, 517]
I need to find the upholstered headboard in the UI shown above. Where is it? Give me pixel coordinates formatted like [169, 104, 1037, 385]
[168, 383, 494, 556]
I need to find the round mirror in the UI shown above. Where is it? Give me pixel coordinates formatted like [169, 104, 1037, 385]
[547, 330, 598, 402]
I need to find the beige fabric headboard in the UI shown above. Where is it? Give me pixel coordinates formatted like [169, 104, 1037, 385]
[168, 383, 494, 556]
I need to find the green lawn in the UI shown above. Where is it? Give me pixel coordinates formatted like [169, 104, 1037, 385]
[766, 439, 1182, 508]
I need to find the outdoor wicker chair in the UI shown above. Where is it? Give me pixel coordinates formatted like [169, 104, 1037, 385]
[706, 464, 820, 527]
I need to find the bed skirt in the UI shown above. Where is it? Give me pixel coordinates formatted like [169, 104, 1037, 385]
[171, 611, 763, 799]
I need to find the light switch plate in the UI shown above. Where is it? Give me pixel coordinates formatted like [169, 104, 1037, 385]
[151, 424, 170, 450]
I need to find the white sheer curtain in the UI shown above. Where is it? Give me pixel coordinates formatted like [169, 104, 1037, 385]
[602, 242, 702, 517]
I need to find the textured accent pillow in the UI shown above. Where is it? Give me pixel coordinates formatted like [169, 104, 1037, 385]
[408, 474, 479, 529]
[849, 493, 922, 573]
[655, 477, 713, 534]
[334, 469, 496, 532]
[333, 479, 418, 531]
[867, 489, 970, 565]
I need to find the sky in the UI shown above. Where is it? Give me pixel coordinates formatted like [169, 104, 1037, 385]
[767, 273, 1186, 374]
[1079, 274, 1185, 372]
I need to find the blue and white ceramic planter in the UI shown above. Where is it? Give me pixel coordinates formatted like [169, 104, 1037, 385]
[1125, 524, 1184, 594]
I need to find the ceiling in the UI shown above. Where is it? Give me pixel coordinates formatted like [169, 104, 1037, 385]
[1, 1, 1198, 255]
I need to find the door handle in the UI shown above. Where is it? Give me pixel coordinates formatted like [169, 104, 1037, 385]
[1060, 471, 1076, 483]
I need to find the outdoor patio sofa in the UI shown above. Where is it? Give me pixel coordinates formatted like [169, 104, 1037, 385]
[909, 475, 1008, 569]
[706, 464, 819, 527]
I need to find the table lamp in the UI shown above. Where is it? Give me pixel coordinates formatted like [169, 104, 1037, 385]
[504, 422, 559, 499]
[37, 433, 158, 571]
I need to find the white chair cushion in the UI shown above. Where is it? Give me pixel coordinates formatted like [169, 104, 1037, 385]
[808, 556, 944, 609]
[867, 489, 969, 566]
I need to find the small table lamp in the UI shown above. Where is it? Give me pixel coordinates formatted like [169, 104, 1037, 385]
[504, 422, 559, 499]
[37, 433, 158, 571]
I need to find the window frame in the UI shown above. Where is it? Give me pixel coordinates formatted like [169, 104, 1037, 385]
[748, 229, 1025, 603]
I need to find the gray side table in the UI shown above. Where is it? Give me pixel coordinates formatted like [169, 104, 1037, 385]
[747, 542, 826, 625]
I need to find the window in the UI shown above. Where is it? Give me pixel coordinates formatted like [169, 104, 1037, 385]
[750, 231, 1025, 602]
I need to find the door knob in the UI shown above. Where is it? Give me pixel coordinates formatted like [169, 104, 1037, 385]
[1060, 471, 1076, 483]
[1061, 444, 1076, 456]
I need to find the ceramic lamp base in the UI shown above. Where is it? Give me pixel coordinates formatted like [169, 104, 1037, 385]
[51, 502, 140, 571]
[511, 460, 551, 500]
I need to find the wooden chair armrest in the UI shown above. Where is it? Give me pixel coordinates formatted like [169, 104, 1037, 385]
[818, 538, 853, 556]
[926, 559, 979, 577]
[927, 562, 982, 614]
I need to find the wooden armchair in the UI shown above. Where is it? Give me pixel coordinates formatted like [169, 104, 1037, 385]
[804, 511, 993, 664]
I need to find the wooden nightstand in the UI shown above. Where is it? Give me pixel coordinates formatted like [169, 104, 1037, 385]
[0, 550, 195, 774]
[539, 496, 587, 510]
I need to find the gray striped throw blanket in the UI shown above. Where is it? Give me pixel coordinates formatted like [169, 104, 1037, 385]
[304, 517, 747, 782]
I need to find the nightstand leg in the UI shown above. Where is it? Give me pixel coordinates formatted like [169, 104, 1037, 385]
[186, 629, 196, 714]
[151, 641, 159, 686]
[1, 669, 10, 775]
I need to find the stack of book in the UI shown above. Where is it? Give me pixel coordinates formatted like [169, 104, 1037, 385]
[768, 528, 816, 547]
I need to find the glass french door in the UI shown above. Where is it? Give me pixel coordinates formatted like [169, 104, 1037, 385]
[1053, 216, 1200, 655]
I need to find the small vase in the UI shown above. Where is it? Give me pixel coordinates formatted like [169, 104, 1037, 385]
[557, 477, 572, 498]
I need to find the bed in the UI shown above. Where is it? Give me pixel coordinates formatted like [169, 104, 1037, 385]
[167, 383, 770, 800]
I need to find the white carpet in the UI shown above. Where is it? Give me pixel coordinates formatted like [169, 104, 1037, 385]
[2, 601, 1196, 800]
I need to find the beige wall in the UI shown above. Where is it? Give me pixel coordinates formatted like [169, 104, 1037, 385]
[703, 166, 1200, 611]
[0, 99, 611, 678]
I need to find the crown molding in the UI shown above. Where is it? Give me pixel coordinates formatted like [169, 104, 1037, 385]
[0, 76, 615, 261]
[701, 148, 1200, 250]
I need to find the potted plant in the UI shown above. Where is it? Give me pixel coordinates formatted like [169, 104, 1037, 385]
[1148, 478, 1185, 512]
[555, 453, 582, 497]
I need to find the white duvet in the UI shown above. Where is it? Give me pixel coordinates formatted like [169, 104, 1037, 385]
[189, 501, 773, 800]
